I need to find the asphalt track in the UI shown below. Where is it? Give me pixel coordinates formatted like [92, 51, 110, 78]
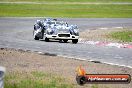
[0, 17, 132, 67]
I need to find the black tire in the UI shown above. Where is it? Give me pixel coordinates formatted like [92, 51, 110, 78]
[34, 36, 39, 40]
[72, 39, 78, 44]
[76, 76, 86, 85]
[45, 37, 49, 42]
[63, 39, 68, 43]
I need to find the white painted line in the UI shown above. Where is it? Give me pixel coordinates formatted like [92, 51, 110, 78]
[99, 28, 108, 30]
[57, 55, 87, 61]
[79, 39, 132, 49]
[59, 55, 132, 69]
[1, 47, 132, 69]
[113, 27, 123, 29]
[106, 43, 123, 48]
[37, 51, 43, 54]
[102, 62, 132, 69]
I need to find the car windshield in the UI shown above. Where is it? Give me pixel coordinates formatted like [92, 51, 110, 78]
[56, 22, 67, 26]
[44, 18, 52, 21]
[46, 21, 55, 25]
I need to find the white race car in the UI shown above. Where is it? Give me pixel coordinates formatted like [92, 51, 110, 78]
[33, 18, 79, 44]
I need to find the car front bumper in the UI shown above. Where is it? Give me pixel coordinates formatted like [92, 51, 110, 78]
[45, 33, 79, 40]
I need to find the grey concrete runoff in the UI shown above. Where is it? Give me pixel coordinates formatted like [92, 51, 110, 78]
[0, 66, 5, 88]
[0, 17, 132, 68]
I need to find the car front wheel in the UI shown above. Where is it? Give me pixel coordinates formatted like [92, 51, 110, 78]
[63, 39, 68, 43]
[72, 39, 78, 44]
[45, 37, 49, 42]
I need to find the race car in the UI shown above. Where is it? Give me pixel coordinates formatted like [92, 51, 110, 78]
[33, 18, 79, 44]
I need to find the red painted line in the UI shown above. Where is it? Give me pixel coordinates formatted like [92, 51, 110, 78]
[96, 42, 109, 46]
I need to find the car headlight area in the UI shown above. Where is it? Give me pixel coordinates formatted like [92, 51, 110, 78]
[70, 29, 79, 36]
[73, 29, 79, 36]
[46, 28, 54, 35]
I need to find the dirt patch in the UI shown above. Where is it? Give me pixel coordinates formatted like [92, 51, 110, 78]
[0, 48, 132, 88]
[80, 28, 131, 43]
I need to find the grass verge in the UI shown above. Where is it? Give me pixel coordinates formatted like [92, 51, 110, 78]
[110, 30, 132, 42]
[5, 71, 74, 88]
[80, 28, 132, 43]
[0, 4, 132, 17]
[1, 48, 132, 88]
[0, 0, 132, 3]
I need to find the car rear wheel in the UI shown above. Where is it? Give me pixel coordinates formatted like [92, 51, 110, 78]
[72, 39, 78, 44]
[63, 39, 68, 43]
[34, 36, 39, 40]
[45, 37, 49, 42]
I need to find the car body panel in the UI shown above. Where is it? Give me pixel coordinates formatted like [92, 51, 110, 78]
[33, 18, 79, 43]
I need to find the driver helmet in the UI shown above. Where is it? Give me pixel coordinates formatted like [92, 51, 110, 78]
[36, 20, 43, 27]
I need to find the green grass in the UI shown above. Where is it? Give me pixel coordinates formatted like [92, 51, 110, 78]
[0, 0, 132, 2]
[4, 71, 74, 88]
[4, 71, 100, 88]
[110, 30, 132, 42]
[0, 4, 132, 17]
[91, 84, 99, 88]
